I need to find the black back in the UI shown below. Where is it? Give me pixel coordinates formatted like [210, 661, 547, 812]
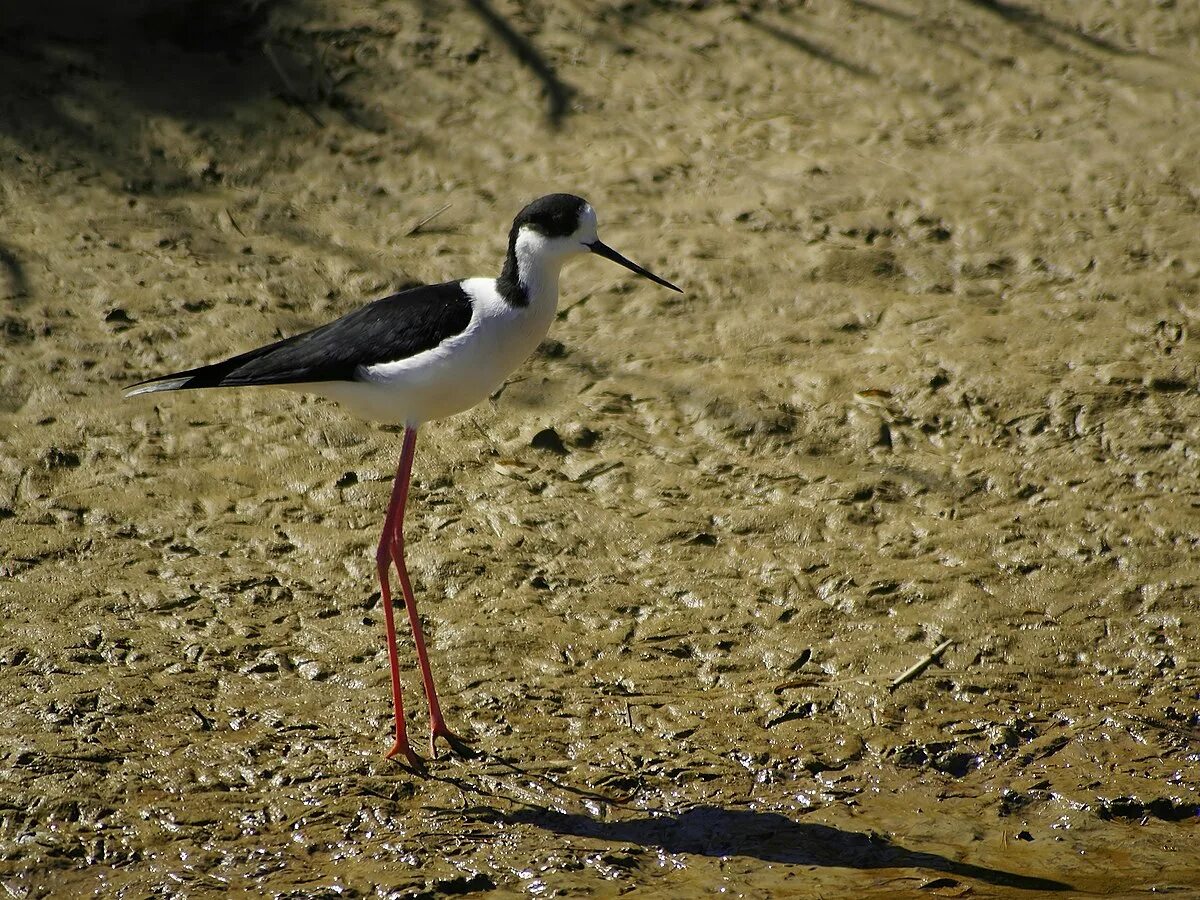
[133, 281, 473, 390]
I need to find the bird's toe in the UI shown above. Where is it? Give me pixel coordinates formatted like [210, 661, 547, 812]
[430, 726, 477, 760]
[386, 739, 425, 771]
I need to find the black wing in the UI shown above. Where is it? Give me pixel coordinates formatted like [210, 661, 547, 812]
[127, 280, 473, 394]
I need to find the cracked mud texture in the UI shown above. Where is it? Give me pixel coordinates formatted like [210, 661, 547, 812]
[1, 0, 1199, 897]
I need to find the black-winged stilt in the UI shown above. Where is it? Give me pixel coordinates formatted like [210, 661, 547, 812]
[126, 194, 681, 767]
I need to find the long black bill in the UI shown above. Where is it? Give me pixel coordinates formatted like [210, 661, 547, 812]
[588, 240, 682, 293]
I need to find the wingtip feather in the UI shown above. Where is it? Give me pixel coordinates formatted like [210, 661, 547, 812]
[124, 377, 191, 398]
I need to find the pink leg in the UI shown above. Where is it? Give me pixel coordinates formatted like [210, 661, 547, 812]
[386, 426, 472, 759]
[376, 434, 422, 768]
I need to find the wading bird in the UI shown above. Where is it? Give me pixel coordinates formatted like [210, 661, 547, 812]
[126, 194, 681, 767]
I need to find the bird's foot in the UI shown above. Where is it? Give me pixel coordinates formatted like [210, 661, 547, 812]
[386, 737, 425, 771]
[430, 722, 477, 760]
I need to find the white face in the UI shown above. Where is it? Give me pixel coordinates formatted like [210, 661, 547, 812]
[514, 204, 598, 263]
[571, 204, 599, 246]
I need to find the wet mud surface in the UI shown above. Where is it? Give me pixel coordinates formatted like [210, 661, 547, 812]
[2, 1, 1199, 896]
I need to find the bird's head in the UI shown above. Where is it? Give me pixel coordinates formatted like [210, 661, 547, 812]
[510, 193, 681, 292]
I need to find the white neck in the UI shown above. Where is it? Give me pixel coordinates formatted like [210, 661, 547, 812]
[513, 231, 566, 307]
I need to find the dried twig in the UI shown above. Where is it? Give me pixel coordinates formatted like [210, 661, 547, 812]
[888, 638, 954, 692]
[225, 208, 246, 238]
[264, 41, 325, 128]
[772, 676, 828, 695]
[572, 460, 623, 484]
[406, 203, 452, 236]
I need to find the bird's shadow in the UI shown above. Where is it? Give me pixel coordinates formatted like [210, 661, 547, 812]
[507, 805, 1072, 892]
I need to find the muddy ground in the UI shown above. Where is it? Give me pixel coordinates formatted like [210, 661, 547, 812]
[2, 1, 1199, 896]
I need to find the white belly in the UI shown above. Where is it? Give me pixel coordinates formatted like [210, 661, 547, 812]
[299, 277, 557, 426]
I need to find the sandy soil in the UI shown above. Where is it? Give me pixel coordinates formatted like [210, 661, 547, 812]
[2, 1, 1199, 896]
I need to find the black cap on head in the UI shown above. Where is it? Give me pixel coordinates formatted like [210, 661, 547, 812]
[514, 193, 589, 238]
[500, 192, 683, 298]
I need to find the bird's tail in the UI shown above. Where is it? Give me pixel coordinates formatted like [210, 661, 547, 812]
[123, 356, 251, 399]
[124, 376, 195, 398]
[124, 319, 326, 399]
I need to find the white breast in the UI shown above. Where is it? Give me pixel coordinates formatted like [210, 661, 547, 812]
[303, 277, 559, 426]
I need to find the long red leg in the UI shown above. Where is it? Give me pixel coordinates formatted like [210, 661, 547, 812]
[387, 426, 472, 758]
[376, 431, 422, 768]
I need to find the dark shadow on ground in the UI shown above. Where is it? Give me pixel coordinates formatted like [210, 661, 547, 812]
[0, 0, 284, 184]
[960, 0, 1134, 56]
[511, 806, 1072, 892]
[463, 0, 574, 127]
[1, 1, 279, 107]
[741, 14, 877, 80]
[844, 0, 991, 63]
[0, 243, 29, 303]
[0, 0, 574, 182]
